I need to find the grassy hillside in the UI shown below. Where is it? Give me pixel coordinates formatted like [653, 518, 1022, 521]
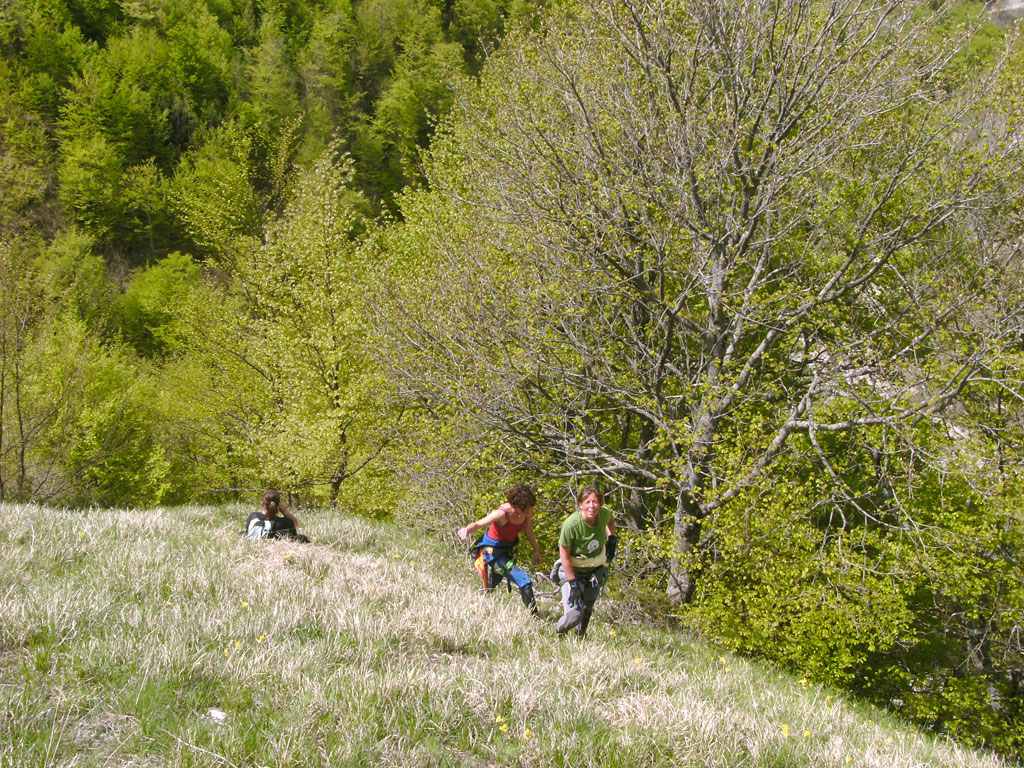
[0, 504, 1009, 768]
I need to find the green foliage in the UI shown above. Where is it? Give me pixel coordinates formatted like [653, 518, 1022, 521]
[678, 421, 1024, 756]
[37, 227, 111, 331]
[56, 133, 125, 240]
[113, 251, 201, 357]
[164, 142, 400, 509]
[371, 33, 463, 182]
[1, 0, 93, 119]
[686, 461, 907, 679]
[5, 0, 518, 266]
[238, 13, 304, 131]
[59, 27, 177, 165]
[170, 120, 289, 261]
[13, 309, 174, 506]
[63, 0, 124, 43]
[3, 0, 540, 508]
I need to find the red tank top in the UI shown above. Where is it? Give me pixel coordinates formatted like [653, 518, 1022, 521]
[487, 506, 528, 543]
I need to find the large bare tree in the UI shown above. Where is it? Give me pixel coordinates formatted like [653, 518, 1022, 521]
[383, 0, 1024, 602]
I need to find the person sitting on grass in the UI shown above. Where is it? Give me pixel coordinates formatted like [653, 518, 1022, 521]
[457, 483, 543, 614]
[246, 488, 310, 542]
[552, 486, 616, 637]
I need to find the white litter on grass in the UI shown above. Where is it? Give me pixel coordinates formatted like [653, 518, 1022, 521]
[206, 708, 227, 723]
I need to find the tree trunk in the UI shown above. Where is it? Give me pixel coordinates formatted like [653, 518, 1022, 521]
[329, 465, 346, 508]
[667, 491, 705, 604]
[329, 431, 349, 508]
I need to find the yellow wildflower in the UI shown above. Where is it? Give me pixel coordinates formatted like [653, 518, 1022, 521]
[500, 723, 509, 733]
[524, 727, 532, 740]
[803, 730, 811, 740]
[781, 724, 790, 737]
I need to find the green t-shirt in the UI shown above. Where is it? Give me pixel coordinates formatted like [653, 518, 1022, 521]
[558, 507, 613, 572]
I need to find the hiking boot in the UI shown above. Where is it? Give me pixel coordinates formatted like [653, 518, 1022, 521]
[521, 584, 538, 615]
[557, 607, 583, 634]
[577, 607, 593, 638]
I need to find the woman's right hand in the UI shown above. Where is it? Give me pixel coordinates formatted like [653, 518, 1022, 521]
[457, 526, 469, 540]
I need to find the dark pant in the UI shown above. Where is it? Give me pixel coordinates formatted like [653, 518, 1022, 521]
[266, 519, 309, 542]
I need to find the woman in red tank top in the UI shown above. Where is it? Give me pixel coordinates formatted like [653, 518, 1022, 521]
[458, 484, 541, 559]
[456, 483, 543, 612]
[485, 504, 529, 543]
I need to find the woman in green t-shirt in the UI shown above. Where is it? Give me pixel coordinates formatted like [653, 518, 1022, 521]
[554, 486, 617, 636]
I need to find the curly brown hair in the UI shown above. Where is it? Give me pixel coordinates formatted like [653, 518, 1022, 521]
[506, 483, 537, 511]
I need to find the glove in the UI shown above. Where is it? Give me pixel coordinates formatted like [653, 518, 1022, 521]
[567, 579, 584, 608]
[605, 535, 618, 563]
[549, 560, 562, 584]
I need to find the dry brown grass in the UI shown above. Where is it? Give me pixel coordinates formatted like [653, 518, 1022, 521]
[0, 503, 1009, 768]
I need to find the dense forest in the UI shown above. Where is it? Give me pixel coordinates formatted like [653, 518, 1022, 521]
[2, 0, 1024, 759]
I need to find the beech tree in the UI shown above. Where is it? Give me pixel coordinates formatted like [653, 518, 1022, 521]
[171, 143, 394, 508]
[383, 0, 1024, 602]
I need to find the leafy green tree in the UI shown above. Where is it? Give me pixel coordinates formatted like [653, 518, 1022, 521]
[0, 235, 173, 505]
[238, 10, 303, 132]
[170, 143, 394, 509]
[383, 0, 1024, 599]
[63, 0, 123, 43]
[379, 0, 1024, 752]
[56, 133, 127, 244]
[0, 235, 46, 501]
[370, 30, 462, 183]
[294, 2, 360, 160]
[1, 0, 93, 120]
[234, 144, 391, 505]
[113, 251, 201, 357]
[446, 0, 543, 71]
[171, 118, 299, 263]
[37, 227, 111, 332]
[22, 310, 174, 506]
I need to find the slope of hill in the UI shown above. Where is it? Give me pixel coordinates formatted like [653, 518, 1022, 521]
[0, 504, 1009, 768]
